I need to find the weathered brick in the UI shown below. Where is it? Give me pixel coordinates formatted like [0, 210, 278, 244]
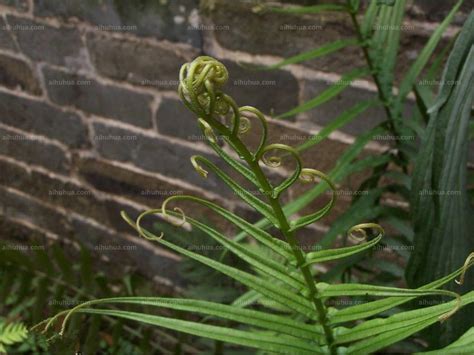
[75, 155, 191, 205]
[91, 122, 234, 196]
[0, 157, 145, 234]
[0, 54, 42, 94]
[86, 32, 196, 90]
[0, 158, 102, 221]
[70, 217, 184, 287]
[0, 18, 17, 51]
[0, 191, 182, 287]
[34, 0, 202, 47]
[0, 91, 89, 148]
[73, 155, 236, 233]
[0, 126, 70, 174]
[43, 67, 153, 127]
[0, 186, 73, 237]
[6, 16, 83, 67]
[206, 1, 362, 75]
[206, 0, 463, 78]
[0, 215, 50, 249]
[0, 0, 28, 12]
[155, 97, 202, 140]
[405, 0, 474, 25]
[300, 79, 384, 136]
[220, 59, 299, 116]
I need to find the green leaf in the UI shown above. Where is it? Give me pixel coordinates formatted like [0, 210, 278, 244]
[428, 12, 474, 114]
[276, 68, 370, 118]
[317, 282, 459, 301]
[63, 296, 323, 342]
[122, 212, 315, 318]
[360, 0, 379, 39]
[76, 308, 321, 354]
[191, 155, 279, 226]
[378, 0, 406, 94]
[407, 13, 474, 344]
[152, 195, 294, 261]
[0, 321, 28, 346]
[328, 259, 474, 324]
[164, 209, 305, 290]
[264, 39, 359, 70]
[198, 119, 259, 185]
[230, 126, 386, 249]
[396, 0, 463, 102]
[342, 291, 474, 354]
[303, 235, 382, 266]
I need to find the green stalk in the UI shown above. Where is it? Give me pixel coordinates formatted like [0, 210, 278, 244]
[210, 123, 336, 352]
[347, 1, 409, 172]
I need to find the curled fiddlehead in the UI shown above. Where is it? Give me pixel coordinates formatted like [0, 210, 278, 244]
[148, 56, 386, 246]
[455, 252, 474, 285]
[347, 223, 385, 243]
[258, 144, 302, 199]
[289, 168, 337, 231]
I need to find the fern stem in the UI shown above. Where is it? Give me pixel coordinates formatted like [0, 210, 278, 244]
[347, 2, 409, 173]
[220, 131, 337, 353]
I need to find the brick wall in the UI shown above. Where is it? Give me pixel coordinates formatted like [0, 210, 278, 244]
[0, 0, 470, 288]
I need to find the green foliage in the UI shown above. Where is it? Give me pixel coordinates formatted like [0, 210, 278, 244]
[408, 13, 474, 345]
[0, 320, 28, 353]
[260, 0, 473, 344]
[0, 242, 197, 354]
[39, 55, 474, 354]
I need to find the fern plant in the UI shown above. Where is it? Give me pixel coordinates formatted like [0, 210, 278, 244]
[0, 242, 200, 354]
[260, 0, 474, 344]
[35, 56, 474, 354]
[0, 320, 28, 353]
